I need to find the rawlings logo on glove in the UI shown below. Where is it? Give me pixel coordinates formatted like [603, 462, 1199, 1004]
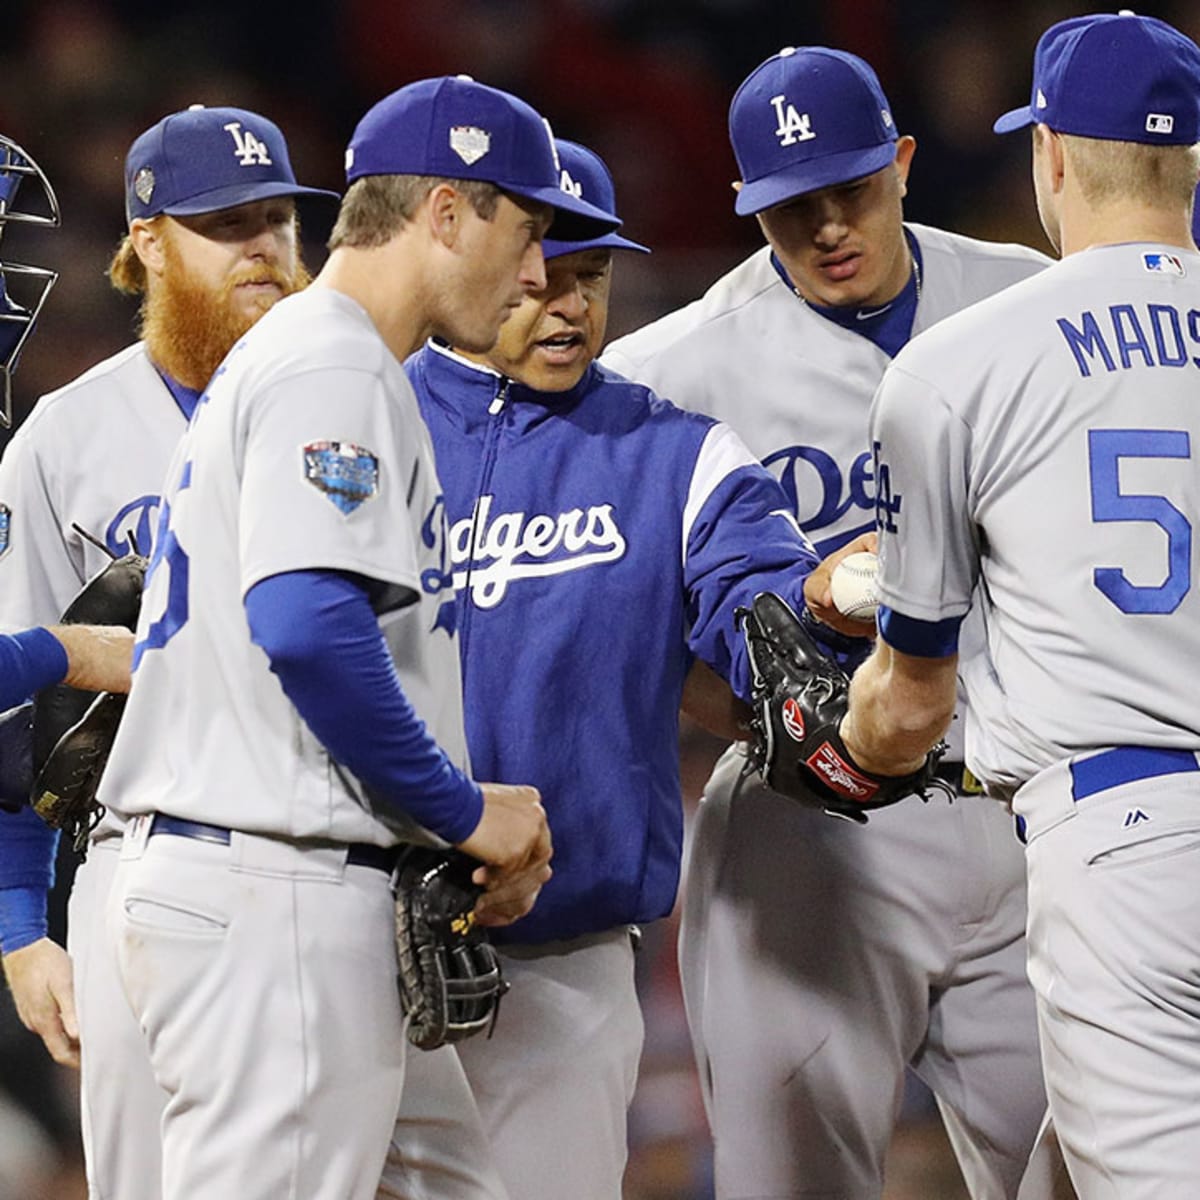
[738, 591, 945, 823]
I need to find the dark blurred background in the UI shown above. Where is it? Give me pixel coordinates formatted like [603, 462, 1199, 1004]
[1, 1, 1197, 1196]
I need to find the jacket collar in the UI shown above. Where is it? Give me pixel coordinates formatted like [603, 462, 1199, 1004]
[413, 339, 596, 433]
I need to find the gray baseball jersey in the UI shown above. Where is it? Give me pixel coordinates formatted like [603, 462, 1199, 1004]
[103, 285, 481, 1200]
[872, 243, 1200, 789]
[0, 343, 183, 631]
[101, 286, 468, 842]
[1, 307, 499, 1199]
[870, 240, 1200, 1198]
[603, 223, 1056, 1199]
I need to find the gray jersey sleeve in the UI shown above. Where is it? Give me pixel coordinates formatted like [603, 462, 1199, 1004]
[237, 367, 422, 605]
[869, 363, 978, 627]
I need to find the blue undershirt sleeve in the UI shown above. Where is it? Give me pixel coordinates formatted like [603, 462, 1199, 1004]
[0, 806, 58, 955]
[244, 569, 483, 844]
[0, 627, 68, 712]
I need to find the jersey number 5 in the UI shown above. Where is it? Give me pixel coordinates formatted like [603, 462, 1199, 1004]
[1088, 428, 1191, 614]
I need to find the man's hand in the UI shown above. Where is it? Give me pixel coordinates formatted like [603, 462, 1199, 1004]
[457, 783, 552, 925]
[802, 532, 879, 637]
[50, 624, 135, 694]
[2, 938, 79, 1068]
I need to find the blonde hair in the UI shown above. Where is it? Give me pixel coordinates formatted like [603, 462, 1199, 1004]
[328, 175, 501, 250]
[106, 220, 163, 295]
[1062, 134, 1200, 208]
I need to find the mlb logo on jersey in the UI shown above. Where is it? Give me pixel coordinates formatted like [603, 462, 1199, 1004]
[1143, 252, 1185, 276]
[303, 440, 380, 515]
[0, 503, 9, 557]
[1146, 113, 1175, 135]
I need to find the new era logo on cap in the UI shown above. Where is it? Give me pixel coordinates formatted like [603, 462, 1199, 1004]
[124, 104, 337, 225]
[994, 12, 1200, 144]
[729, 46, 899, 216]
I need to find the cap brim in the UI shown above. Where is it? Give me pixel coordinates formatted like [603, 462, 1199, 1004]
[543, 231, 651, 260]
[504, 182, 621, 240]
[993, 106, 1036, 135]
[734, 141, 897, 216]
[161, 180, 340, 217]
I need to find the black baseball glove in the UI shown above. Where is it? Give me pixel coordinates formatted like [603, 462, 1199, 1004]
[30, 550, 147, 852]
[393, 846, 508, 1051]
[738, 591, 945, 824]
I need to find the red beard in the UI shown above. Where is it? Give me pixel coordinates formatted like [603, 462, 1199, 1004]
[141, 245, 310, 390]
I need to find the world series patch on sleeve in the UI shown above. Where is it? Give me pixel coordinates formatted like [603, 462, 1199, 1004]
[738, 591, 945, 823]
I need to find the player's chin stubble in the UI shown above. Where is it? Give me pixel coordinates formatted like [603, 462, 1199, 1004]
[141, 255, 311, 392]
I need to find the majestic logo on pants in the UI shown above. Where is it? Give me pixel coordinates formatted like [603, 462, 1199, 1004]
[447, 495, 627, 607]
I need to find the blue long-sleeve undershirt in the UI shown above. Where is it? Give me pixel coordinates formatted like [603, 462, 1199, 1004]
[243, 570, 483, 844]
[0, 627, 67, 712]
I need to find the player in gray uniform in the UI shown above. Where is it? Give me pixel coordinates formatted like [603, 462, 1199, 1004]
[0, 105, 331, 1199]
[842, 13, 1200, 1199]
[97, 76, 618, 1200]
[604, 47, 1054, 1200]
[1, 101, 525, 1200]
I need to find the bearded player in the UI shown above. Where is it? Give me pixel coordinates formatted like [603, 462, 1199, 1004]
[0, 104, 331, 1200]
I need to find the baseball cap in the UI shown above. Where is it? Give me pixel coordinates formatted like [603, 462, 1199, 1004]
[345, 75, 620, 240]
[994, 12, 1200, 143]
[125, 105, 339, 225]
[542, 139, 650, 260]
[729, 46, 899, 216]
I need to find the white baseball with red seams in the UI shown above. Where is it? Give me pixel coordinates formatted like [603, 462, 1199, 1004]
[829, 550, 880, 621]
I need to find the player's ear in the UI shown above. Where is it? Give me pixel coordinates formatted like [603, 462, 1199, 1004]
[893, 136, 917, 196]
[128, 217, 168, 279]
[427, 183, 464, 249]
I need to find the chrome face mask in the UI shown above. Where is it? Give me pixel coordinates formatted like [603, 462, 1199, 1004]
[0, 135, 60, 429]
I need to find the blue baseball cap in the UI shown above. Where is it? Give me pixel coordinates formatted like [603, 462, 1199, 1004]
[994, 12, 1200, 143]
[542, 139, 650, 260]
[728, 46, 899, 216]
[124, 105, 339, 226]
[345, 76, 619, 240]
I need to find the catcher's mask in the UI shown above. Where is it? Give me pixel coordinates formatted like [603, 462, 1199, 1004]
[0, 135, 60, 429]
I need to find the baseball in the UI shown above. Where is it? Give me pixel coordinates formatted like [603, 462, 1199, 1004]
[829, 551, 880, 622]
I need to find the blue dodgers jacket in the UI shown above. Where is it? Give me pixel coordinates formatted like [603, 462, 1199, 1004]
[407, 342, 819, 944]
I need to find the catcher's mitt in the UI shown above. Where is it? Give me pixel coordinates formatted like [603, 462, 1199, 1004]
[739, 591, 945, 823]
[393, 845, 508, 1051]
[31, 549, 147, 851]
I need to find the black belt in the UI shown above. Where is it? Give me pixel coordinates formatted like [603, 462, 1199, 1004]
[933, 761, 985, 795]
[147, 813, 399, 874]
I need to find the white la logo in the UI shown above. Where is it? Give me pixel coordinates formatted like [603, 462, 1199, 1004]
[560, 168, 583, 199]
[223, 121, 273, 166]
[769, 94, 816, 146]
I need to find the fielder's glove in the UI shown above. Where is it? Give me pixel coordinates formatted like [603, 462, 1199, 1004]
[739, 591, 945, 824]
[30, 550, 147, 852]
[393, 846, 508, 1051]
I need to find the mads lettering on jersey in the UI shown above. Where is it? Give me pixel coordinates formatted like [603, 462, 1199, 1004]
[1058, 297, 1200, 379]
[303, 441, 380, 515]
[445, 493, 627, 607]
[0, 503, 9, 557]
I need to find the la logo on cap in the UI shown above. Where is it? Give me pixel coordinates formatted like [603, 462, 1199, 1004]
[560, 168, 583, 199]
[770, 94, 816, 147]
[450, 126, 490, 165]
[224, 121, 272, 167]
